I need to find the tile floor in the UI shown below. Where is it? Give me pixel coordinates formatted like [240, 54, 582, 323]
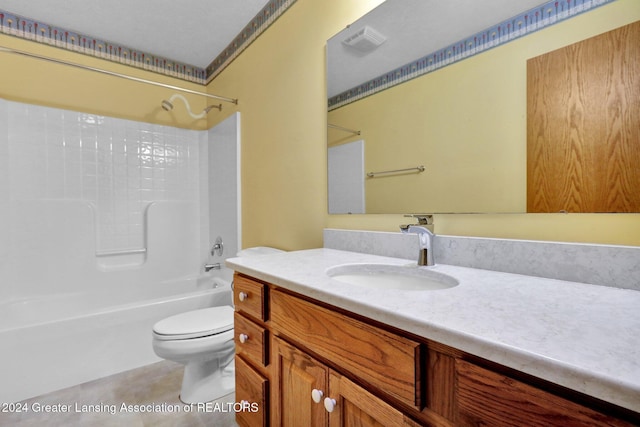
[0, 361, 239, 427]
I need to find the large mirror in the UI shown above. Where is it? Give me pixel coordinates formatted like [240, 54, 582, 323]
[326, 0, 633, 214]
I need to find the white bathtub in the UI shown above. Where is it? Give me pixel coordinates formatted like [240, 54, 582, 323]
[0, 271, 233, 403]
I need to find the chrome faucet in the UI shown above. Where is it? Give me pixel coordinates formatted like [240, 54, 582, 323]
[400, 215, 435, 266]
[204, 262, 221, 272]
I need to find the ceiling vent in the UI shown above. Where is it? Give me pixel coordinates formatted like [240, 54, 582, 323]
[342, 26, 386, 52]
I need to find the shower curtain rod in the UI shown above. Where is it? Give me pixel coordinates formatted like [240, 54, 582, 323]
[0, 46, 238, 105]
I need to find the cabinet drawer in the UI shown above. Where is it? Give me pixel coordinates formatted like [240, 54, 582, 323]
[270, 289, 422, 408]
[456, 360, 633, 427]
[235, 355, 268, 427]
[234, 312, 268, 367]
[234, 274, 267, 321]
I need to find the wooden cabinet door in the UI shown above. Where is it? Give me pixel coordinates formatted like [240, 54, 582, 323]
[273, 336, 329, 427]
[235, 356, 268, 427]
[327, 370, 422, 427]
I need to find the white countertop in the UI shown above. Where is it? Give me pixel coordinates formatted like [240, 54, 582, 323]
[226, 248, 640, 413]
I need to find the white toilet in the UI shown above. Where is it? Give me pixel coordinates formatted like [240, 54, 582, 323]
[152, 246, 284, 403]
[152, 305, 235, 403]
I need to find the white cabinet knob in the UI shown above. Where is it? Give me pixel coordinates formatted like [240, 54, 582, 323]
[323, 397, 336, 413]
[238, 333, 249, 344]
[311, 389, 323, 403]
[238, 291, 248, 301]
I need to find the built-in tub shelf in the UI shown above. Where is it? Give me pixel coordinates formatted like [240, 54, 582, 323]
[95, 248, 147, 271]
[95, 248, 147, 257]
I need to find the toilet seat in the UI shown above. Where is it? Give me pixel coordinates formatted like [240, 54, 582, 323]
[153, 306, 233, 340]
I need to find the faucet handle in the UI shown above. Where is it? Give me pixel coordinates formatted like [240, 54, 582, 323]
[211, 236, 224, 257]
[403, 214, 433, 225]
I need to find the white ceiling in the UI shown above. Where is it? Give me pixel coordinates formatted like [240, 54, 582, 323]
[328, 0, 550, 97]
[0, 0, 270, 68]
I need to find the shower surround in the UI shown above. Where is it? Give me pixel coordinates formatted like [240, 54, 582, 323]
[0, 98, 239, 402]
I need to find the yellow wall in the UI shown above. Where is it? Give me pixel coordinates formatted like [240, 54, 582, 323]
[211, 0, 640, 249]
[0, 35, 211, 130]
[207, 0, 385, 250]
[328, 53, 527, 214]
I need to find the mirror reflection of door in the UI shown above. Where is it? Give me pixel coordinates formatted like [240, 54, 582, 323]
[527, 21, 640, 213]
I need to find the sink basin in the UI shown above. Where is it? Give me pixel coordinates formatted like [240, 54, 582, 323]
[326, 264, 458, 291]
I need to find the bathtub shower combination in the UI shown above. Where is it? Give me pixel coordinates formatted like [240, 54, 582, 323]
[0, 99, 240, 403]
[0, 270, 233, 404]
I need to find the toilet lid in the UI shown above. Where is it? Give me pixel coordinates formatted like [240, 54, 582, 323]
[153, 306, 233, 339]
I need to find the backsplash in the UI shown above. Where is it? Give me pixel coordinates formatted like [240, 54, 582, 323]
[324, 228, 640, 291]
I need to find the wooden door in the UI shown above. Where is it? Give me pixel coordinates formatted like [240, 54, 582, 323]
[527, 21, 640, 212]
[272, 336, 329, 427]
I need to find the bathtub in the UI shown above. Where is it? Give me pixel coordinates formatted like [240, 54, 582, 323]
[0, 270, 233, 403]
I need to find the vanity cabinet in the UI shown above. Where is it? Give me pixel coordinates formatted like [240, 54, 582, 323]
[232, 273, 638, 427]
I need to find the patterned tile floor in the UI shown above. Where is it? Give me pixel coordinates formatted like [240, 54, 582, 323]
[0, 361, 239, 426]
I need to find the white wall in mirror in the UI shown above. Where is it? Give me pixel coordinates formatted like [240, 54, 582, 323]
[328, 140, 365, 214]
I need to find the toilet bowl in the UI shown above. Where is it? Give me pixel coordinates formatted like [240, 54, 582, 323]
[152, 246, 284, 403]
[152, 305, 235, 403]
